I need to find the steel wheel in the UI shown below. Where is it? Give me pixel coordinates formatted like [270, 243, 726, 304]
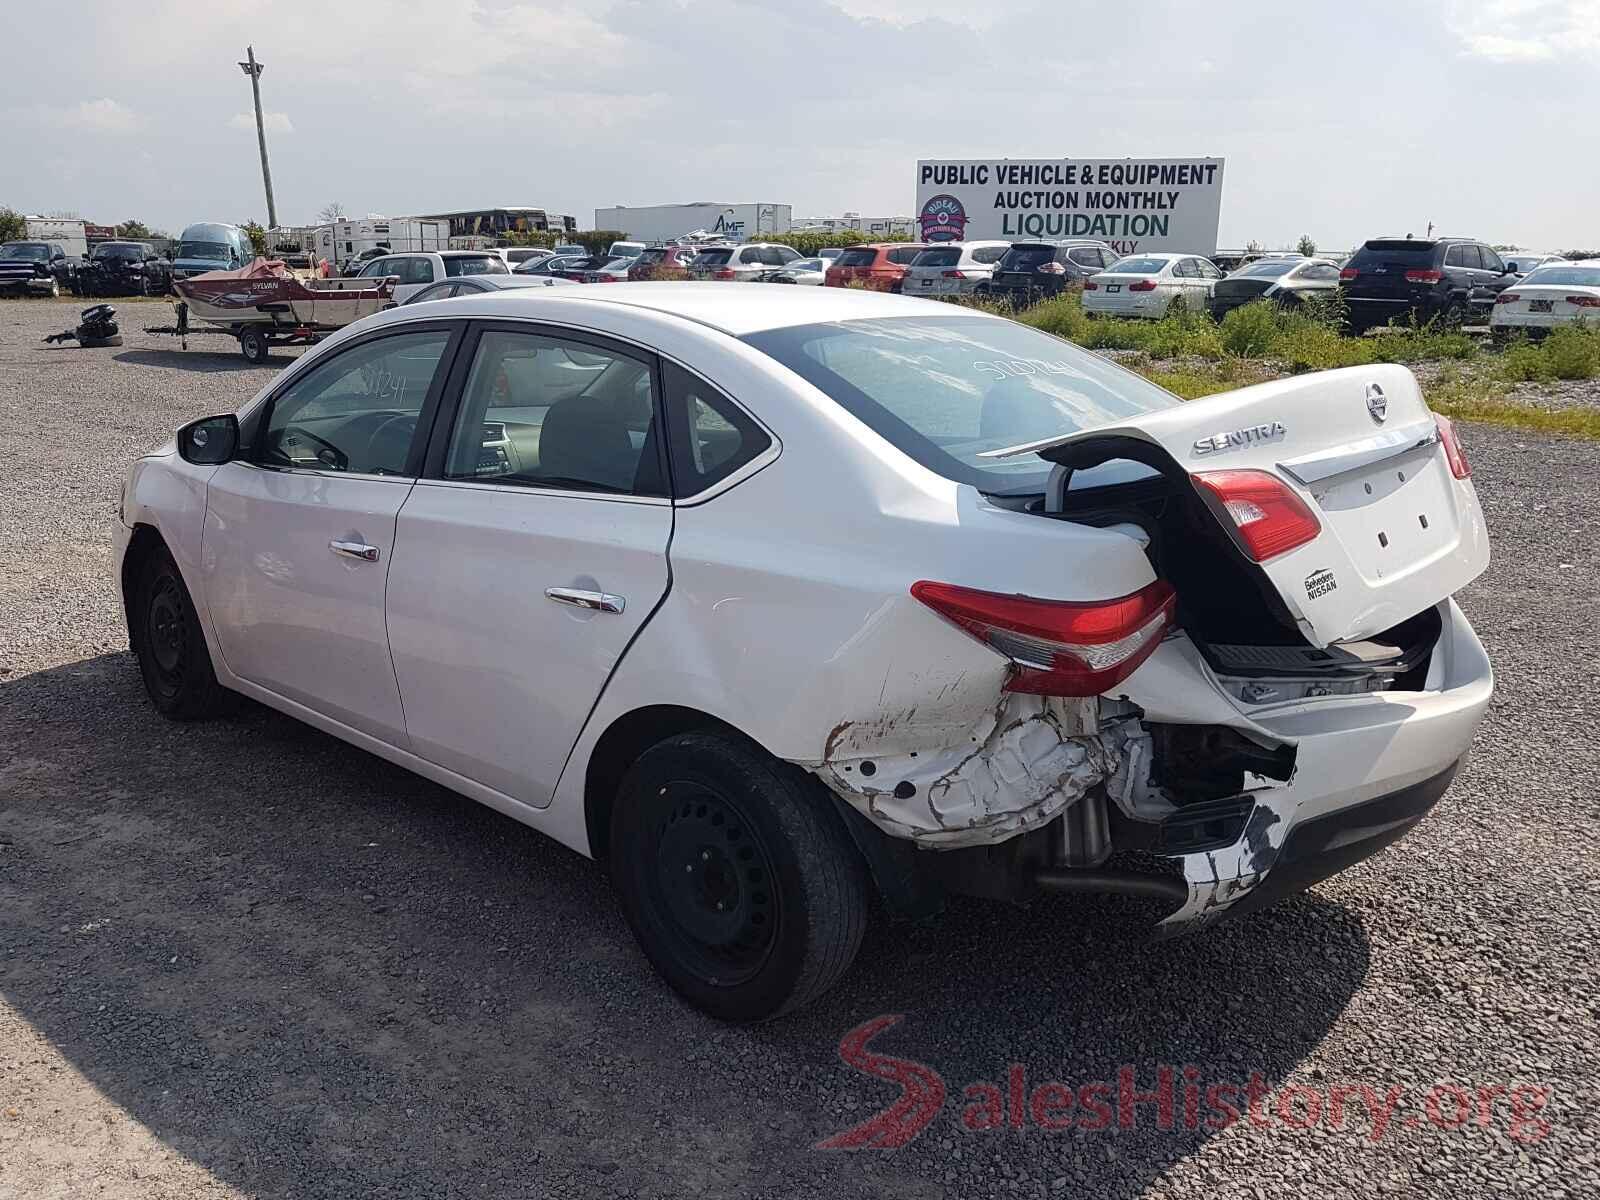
[143, 572, 189, 702]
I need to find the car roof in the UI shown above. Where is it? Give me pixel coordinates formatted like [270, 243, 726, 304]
[384, 280, 996, 336]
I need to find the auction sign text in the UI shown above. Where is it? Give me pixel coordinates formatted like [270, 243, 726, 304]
[916, 158, 1225, 256]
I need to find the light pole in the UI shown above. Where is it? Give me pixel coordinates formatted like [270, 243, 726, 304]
[238, 45, 278, 229]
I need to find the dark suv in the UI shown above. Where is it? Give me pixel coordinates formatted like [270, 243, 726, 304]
[1340, 237, 1515, 331]
[987, 240, 1117, 304]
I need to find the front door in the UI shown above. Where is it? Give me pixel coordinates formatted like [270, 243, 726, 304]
[201, 325, 458, 744]
[385, 324, 673, 806]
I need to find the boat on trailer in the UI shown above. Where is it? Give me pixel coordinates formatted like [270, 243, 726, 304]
[163, 257, 396, 363]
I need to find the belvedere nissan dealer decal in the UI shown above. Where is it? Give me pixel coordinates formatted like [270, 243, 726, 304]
[916, 158, 1226, 256]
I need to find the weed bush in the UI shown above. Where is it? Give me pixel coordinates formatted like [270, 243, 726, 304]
[1218, 302, 1282, 357]
[1543, 326, 1600, 379]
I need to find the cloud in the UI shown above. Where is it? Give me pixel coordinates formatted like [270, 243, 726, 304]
[1443, 0, 1600, 60]
[30, 97, 142, 131]
[230, 110, 294, 133]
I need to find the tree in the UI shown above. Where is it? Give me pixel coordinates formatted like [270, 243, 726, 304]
[0, 206, 24, 242]
[317, 201, 346, 224]
[239, 220, 268, 256]
[1245, 238, 1264, 255]
[1296, 233, 1317, 257]
[119, 219, 151, 239]
[568, 230, 630, 255]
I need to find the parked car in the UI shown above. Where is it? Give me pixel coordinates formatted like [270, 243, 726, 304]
[1490, 259, 1600, 338]
[608, 241, 647, 260]
[356, 249, 508, 303]
[505, 248, 554, 269]
[1082, 253, 1224, 318]
[81, 241, 174, 297]
[628, 245, 699, 281]
[117, 284, 1491, 1022]
[552, 243, 586, 257]
[689, 243, 802, 281]
[755, 257, 828, 285]
[541, 253, 631, 283]
[901, 241, 1012, 297]
[823, 243, 927, 291]
[170, 222, 251, 282]
[1339, 237, 1515, 332]
[0, 240, 72, 296]
[1208, 257, 1343, 319]
[1499, 251, 1566, 276]
[404, 273, 578, 303]
[518, 253, 589, 278]
[987, 241, 1118, 304]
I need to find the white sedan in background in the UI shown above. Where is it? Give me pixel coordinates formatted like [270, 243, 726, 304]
[1491, 259, 1600, 337]
[1082, 252, 1225, 318]
[1499, 251, 1566, 276]
[115, 284, 1491, 1021]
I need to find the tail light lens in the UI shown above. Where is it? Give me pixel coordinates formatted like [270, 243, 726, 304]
[1082, 279, 1100, 291]
[1435, 414, 1471, 479]
[1495, 292, 1520, 304]
[942, 269, 967, 279]
[1038, 262, 1066, 275]
[1129, 279, 1157, 292]
[713, 269, 735, 280]
[911, 579, 1176, 697]
[1339, 267, 1358, 280]
[1404, 269, 1444, 284]
[1194, 470, 1321, 562]
[1566, 295, 1600, 308]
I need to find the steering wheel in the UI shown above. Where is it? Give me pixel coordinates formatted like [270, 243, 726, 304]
[366, 412, 418, 475]
[279, 427, 348, 471]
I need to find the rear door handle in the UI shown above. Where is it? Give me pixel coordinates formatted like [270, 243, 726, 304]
[330, 539, 380, 562]
[545, 587, 625, 614]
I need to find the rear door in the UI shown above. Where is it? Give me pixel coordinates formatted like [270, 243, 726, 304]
[385, 322, 673, 806]
[994, 363, 1489, 646]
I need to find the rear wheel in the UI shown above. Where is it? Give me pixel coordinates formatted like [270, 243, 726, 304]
[239, 327, 269, 364]
[609, 732, 869, 1022]
[132, 548, 232, 720]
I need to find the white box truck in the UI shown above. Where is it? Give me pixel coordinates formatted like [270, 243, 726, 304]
[25, 218, 88, 259]
[594, 203, 791, 244]
[316, 218, 447, 268]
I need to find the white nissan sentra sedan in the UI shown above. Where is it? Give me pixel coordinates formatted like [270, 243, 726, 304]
[115, 284, 1493, 1021]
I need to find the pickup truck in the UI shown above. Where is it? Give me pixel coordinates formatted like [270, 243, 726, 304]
[0, 241, 73, 297]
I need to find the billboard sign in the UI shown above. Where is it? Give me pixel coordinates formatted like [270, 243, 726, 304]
[916, 158, 1225, 256]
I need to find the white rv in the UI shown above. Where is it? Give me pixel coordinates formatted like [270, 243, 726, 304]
[315, 218, 447, 268]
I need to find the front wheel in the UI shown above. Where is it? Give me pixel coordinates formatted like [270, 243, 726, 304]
[132, 548, 233, 720]
[609, 732, 869, 1022]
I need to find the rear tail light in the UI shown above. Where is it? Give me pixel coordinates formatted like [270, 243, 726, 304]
[1404, 269, 1443, 284]
[910, 579, 1176, 697]
[1566, 295, 1600, 308]
[1495, 292, 1519, 304]
[1129, 279, 1157, 292]
[1339, 267, 1358, 280]
[1194, 470, 1322, 562]
[713, 268, 735, 280]
[1082, 279, 1099, 290]
[1038, 262, 1066, 275]
[942, 269, 967, 279]
[1434, 414, 1471, 479]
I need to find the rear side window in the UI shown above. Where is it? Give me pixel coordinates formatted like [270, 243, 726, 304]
[836, 248, 876, 267]
[445, 255, 506, 277]
[663, 362, 772, 496]
[1067, 248, 1102, 267]
[694, 248, 733, 268]
[887, 246, 922, 265]
[914, 248, 961, 268]
[971, 245, 1007, 265]
[739, 248, 765, 265]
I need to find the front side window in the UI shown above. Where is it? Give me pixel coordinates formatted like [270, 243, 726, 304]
[1479, 246, 1505, 273]
[443, 329, 662, 495]
[259, 331, 451, 476]
[745, 314, 1179, 496]
[360, 257, 394, 278]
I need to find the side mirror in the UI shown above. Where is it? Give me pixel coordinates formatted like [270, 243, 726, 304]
[178, 414, 239, 466]
[1503, 265, 1516, 275]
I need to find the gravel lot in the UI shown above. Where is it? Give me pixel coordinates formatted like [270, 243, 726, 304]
[2, 296, 1597, 1199]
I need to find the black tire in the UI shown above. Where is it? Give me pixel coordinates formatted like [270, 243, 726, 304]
[1439, 298, 1469, 330]
[609, 731, 869, 1022]
[132, 548, 232, 720]
[239, 328, 269, 364]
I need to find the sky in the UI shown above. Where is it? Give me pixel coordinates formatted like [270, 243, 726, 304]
[2, 0, 1596, 252]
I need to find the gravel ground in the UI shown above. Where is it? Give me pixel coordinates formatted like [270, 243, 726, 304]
[1, 296, 1597, 1199]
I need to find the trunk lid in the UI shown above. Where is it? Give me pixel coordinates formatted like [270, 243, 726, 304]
[991, 364, 1490, 646]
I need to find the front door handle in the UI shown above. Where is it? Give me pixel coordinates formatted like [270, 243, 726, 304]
[330, 539, 380, 562]
[545, 587, 625, 614]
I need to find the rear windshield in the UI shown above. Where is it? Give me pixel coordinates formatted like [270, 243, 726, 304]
[998, 245, 1056, 270]
[744, 315, 1178, 496]
[836, 248, 877, 267]
[1235, 259, 1297, 278]
[444, 255, 507, 277]
[1107, 257, 1168, 274]
[912, 247, 961, 268]
[1352, 241, 1437, 265]
[693, 248, 732, 267]
[1522, 266, 1600, 287]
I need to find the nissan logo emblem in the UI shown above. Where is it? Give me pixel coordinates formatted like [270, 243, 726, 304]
[1365, 382, 1388, 424]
